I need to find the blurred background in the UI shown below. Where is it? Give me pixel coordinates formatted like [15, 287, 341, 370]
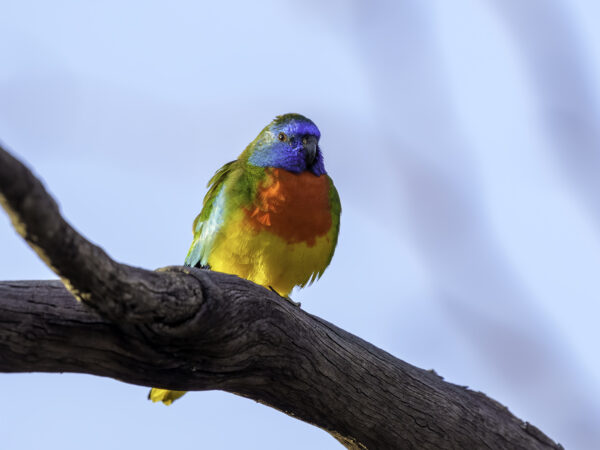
[1, 0, 599, 448]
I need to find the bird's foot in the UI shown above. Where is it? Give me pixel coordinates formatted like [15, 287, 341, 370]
[269, 286, 301, 307]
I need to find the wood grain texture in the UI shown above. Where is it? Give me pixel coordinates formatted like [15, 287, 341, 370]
[0, 144, 562, 449]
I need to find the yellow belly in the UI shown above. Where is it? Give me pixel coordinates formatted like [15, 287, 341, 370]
[206, 210, 334, 296]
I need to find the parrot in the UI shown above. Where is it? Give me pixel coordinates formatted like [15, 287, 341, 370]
[149, 113, 341, 405]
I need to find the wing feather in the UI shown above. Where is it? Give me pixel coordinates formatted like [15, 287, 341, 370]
[184, 161, 237, 267]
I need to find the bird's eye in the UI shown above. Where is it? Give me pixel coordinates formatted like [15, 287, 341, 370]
[302, 137, 308, 146]
[278, 132, 287, 142]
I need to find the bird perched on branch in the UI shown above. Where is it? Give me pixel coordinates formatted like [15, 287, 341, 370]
[149, 113, 341, 405]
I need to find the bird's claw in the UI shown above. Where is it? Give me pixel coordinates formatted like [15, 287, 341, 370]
[269, 286, 301, 307]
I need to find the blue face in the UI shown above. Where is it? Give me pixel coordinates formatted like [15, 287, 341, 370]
[248, 114, 326, 175]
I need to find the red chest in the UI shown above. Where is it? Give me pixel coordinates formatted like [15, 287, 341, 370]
[245, 168, 332, 245]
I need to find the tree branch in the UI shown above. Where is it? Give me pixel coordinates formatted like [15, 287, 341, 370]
[0, 144, 562, 449]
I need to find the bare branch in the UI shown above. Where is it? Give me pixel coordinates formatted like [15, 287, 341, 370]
[0, 144, 562, 449]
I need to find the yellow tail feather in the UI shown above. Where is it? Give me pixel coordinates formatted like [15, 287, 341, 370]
[148, 388, 187, 405]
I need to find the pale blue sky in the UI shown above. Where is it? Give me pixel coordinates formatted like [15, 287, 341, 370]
[1, 1, 600, 449]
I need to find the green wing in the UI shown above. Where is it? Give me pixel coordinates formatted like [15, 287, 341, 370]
[184, 160, 237, 267]
[325, 175, 341, 267]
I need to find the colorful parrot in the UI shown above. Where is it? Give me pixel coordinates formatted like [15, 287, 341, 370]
[149, 113, 341, 405]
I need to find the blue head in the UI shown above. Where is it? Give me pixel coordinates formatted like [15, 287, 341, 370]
[246, 114, 326, 175]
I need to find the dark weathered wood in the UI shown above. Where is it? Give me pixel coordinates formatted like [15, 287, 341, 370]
[0, 144, 562, 449]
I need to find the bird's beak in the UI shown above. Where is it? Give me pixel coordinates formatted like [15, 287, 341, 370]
[303, 135, 318, 166]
